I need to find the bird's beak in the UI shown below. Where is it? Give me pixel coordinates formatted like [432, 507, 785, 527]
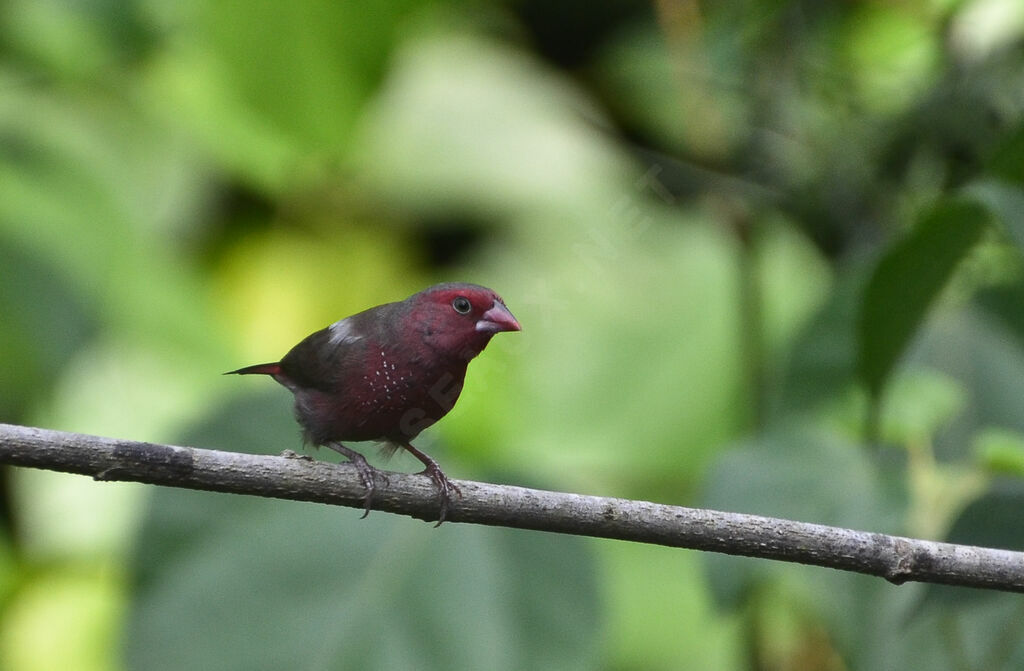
[476, 301, 521, 333]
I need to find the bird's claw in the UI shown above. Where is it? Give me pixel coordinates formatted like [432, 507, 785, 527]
[420, 463, 462, 527]
[353, 466, 375, 519]
[325, 442, 386, 519]
[350, 461, 390, 519]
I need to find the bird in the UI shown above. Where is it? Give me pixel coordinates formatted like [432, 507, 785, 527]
[225, 282, 520, 524]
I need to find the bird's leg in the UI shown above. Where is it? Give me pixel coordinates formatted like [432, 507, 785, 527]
[324, 443, 387, 518]
[398, 441, 462, 526]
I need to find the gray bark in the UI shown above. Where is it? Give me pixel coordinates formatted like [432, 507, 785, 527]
[2, 422, 1022, 592]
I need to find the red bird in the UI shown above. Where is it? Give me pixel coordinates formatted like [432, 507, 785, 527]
[226, 283, 520, 523]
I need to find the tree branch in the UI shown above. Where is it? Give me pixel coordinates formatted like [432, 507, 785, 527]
[2, 422, 1022, 592]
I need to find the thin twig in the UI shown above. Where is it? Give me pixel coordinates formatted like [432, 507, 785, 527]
[2, 422, 1023, 592]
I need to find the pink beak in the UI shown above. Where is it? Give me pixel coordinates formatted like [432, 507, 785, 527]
[476, 301, 521, 333]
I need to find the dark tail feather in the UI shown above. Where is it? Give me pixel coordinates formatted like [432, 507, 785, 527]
[224, 362, 282, 376]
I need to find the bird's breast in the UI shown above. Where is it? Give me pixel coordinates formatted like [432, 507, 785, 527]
[355, 347, 466, 422]
[291, 344, 470, 444]
[358, 347, 415, 409]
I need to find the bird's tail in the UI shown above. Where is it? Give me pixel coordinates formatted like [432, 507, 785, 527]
[224, 362, 282, 376]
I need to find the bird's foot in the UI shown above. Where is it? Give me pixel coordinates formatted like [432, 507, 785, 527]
[419, 462, 462, 527]
[394, 440, 461, 526]
[325, 443, 387, 518]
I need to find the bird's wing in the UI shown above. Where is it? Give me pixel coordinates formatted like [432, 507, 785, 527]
[278, 306, 397, 392]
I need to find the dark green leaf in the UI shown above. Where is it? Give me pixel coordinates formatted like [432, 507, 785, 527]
[858, 200, 991, 398]
[964, 179, 1024, 253]
[987, 122, 1024, 185]
[945, 483, 1024, 551]
[0, 243, 96, 421]
[974, 282, 1024, 348]
[770, 266, 867, 422]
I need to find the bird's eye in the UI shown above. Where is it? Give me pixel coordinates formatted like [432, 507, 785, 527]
[452, 296, 472, 314]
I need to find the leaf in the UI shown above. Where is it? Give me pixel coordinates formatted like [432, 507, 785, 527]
[914, 305, 1024, 453]
[857, 199, 991, 399]
[877, 369, 965, 445]
[770, 266, 867, 422]
[974, 282, 1024, 348]
[0, 242, 95, 419]
[198, 0, 417, 150]
[601, 543, 740, 671]
[963, 178, 1024, 253]
[945, 483, 1024, 552]
[974, 428, 1024, 477]
[123, 394, 600, 671]
[987, 121, 1024, 185]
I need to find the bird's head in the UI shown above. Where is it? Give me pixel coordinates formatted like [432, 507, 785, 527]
[408, 283, 521, 360]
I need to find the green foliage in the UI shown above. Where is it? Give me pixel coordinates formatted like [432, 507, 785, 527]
[857, 200, 991, 401]
[3, 1, 1024, 670]
[975, 428, 1024, 477]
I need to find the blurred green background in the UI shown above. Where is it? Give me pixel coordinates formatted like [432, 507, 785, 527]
[3, 0, 1024, 669]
